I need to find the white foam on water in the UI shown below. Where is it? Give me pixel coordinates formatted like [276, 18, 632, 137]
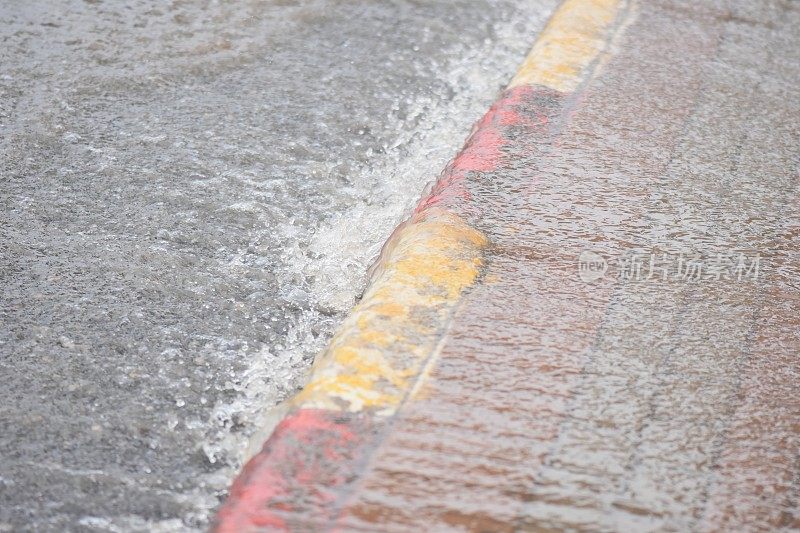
[0, 0, 557, 529]
[192, 0, 558, 526]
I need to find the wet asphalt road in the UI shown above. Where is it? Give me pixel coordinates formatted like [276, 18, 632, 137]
[0, 0, 556, 530]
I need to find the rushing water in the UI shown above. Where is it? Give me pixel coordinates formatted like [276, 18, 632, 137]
[0, 0, 557, 529]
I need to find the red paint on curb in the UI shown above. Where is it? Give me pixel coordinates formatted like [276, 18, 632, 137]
[213, 409, 375, 532]
[415, 85, 552, 216]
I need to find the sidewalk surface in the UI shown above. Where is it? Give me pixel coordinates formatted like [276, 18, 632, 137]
[216, 0, 800, 530]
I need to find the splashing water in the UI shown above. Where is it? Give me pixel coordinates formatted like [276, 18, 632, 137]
[0, 0, 557, 529]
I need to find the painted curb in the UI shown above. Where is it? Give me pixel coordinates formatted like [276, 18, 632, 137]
[213, 0, 633, 529]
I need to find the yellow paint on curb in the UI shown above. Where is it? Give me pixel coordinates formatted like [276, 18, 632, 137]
[282, 0, 630, 419]
[293, 209, 488, 415]
[509, 0, 623, 92]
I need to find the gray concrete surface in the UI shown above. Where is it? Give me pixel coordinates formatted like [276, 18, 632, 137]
[0, 0, 557, 530]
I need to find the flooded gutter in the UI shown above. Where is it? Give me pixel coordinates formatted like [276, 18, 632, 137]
[213, 0, 636, 529]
